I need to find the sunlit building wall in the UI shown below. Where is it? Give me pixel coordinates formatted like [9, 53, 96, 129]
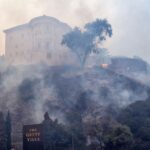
[4, 15, 76, 66]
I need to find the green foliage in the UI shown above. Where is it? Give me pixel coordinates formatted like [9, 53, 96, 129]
[84, 115, 133, 150]
[5, 111, 11, 150]
[118, 99, 150, 150]
[0, 112, 7, 150]
[104, 124, 133, 150]
[65, 91, 94, 149]
[42, 113, 71, 150]
[62, 19, 112, 66]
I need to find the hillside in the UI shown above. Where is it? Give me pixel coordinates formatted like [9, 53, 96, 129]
[0, 62, 150, 149]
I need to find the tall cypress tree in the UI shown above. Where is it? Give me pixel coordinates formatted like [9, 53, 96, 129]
[0, 112, 7, 150]
[42, 112, 53, 150]
[5, 111, 11, 150]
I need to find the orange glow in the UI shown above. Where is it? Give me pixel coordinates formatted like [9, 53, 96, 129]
[100, 64, 108, 68]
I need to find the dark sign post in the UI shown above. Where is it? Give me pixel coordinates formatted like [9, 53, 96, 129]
[23, 124, 44, 150]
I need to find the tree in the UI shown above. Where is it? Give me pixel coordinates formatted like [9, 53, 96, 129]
[65, 91, 95, 149]
[118, 99, 150, 150]
[5, 111, 11, 150]
[84, 115, 133, 150]
[61, 19, 112, 67]
[104, 124, 133, 150]
[0, 112, 7, 150]
[42, 112, 70, 150]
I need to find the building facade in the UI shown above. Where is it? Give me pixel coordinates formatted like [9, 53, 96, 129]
[4, 15, 76, 66]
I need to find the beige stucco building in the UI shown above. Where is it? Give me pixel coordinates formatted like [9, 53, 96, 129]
[4, 15, 76, 66]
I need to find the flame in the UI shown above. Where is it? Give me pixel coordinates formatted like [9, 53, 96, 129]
[100, 64, 108, 68]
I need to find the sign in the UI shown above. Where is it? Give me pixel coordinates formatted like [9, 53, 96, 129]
[23, 124, 44, 150]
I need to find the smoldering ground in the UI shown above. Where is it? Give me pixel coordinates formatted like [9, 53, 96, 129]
[0, 62, 149, 125]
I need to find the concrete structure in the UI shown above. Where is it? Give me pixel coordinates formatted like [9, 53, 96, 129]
[4, 15, 76, 65]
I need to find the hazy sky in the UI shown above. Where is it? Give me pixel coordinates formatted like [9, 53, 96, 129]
[0, 0, 150, 62]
